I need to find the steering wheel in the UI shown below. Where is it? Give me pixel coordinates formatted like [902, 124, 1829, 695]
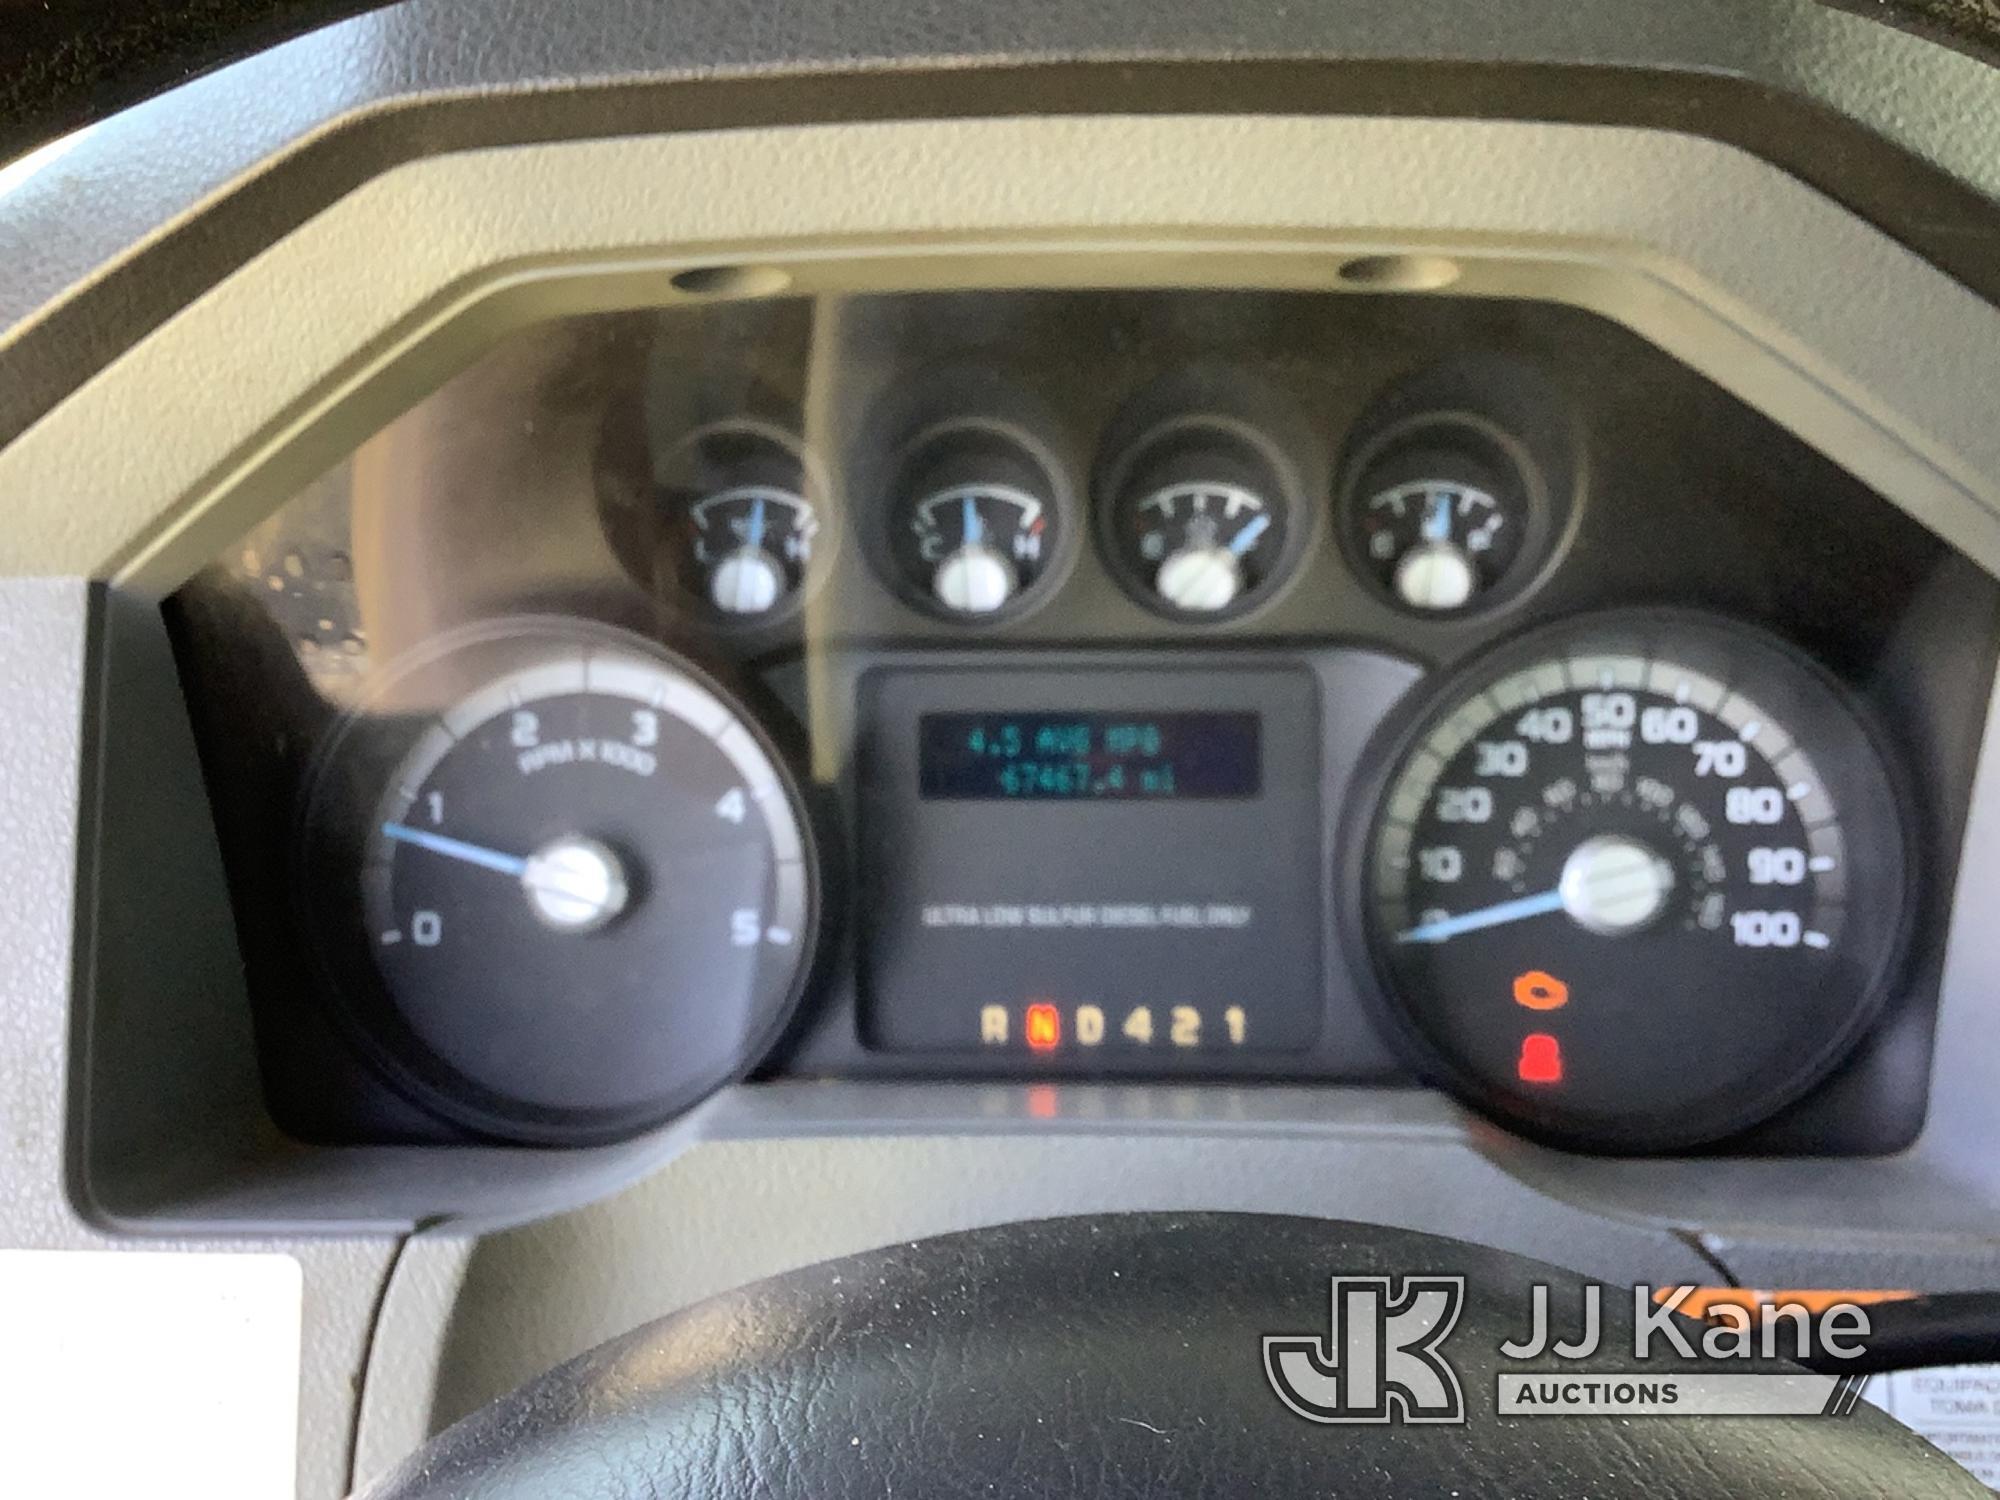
[360, 1214, 1980, 1497]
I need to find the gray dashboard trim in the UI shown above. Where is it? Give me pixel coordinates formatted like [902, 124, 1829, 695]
[6, 0, 2000, 456]
[0, 577, 401, 1500]
[351, 1127, 1726, 1486]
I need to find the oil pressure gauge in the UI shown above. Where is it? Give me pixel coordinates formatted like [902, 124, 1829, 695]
[1102, 418, 1299, 621]
[650, 421, 826, 626]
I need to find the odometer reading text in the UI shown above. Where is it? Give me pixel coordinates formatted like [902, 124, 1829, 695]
[919, 711, 1261, 801]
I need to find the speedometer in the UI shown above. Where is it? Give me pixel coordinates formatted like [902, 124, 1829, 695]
[1356, 611, 1909, 1151]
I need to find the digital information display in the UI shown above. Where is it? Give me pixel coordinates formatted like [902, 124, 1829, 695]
[918, 712, 1261, 801]
[851, 654, 1424, 1076]
[858, 664, 1337, 1067]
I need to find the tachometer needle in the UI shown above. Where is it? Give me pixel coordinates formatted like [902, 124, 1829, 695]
[380, 822, 527, 877]
[1396, 888, 1564, 945]
[962, 494, 983, 546]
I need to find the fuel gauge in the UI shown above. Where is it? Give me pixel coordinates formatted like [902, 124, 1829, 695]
[1103, 419, 1297, 620]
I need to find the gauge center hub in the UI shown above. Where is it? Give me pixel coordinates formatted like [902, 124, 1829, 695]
[1392, 541, 1476, 612]
[1557, 833, 1675, 937]
[521, 834, 630, 935]
[1155, 543, 1244, 612]
[933, 542, 1017, 614]
[708, 546, 785, 616]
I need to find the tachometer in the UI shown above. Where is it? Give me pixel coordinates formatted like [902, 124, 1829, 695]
[1356, 611, 1909, 1151]
[300, 620, 817, 1143]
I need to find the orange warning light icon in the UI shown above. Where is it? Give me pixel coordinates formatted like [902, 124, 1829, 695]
[1512, 970, 1570, 1011]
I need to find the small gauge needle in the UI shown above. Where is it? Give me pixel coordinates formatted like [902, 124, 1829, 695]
[380, 822, 527, 877]
[962, 494, 984, 546]
[1229, 513, 1272, 555]
[1396, 888, 1564, 945]
[1423, 492, 1453, 543]
[747, 495, 768, 550]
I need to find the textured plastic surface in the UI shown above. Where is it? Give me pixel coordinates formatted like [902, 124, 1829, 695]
[354, 1130, 1725, 1481]
[0, 579, 399, 1499]
[8, 117, 2000, 610]
[9, 0, 2000, 165]
[7, 0, 2000, 459]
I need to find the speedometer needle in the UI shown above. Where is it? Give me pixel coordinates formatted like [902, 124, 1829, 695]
[1396, 888, 1564, 945]
[380, 822, 528, 877]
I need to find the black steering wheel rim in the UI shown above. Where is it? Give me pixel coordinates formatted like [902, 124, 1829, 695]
[360, 1213, 1982, 1499]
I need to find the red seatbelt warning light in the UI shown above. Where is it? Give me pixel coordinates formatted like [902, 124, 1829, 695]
[1024, 1002, 1062, 1052]
[1517, 1033, 1564, 1085]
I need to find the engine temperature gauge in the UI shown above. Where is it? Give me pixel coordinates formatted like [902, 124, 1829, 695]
[884, 420, 1067, 621]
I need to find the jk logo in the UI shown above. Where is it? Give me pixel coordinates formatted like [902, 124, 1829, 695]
[1263, 1276, 1467, 1424]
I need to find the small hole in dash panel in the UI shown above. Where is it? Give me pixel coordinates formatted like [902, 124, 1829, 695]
[668, 263, 793, 298]
[1336, 254, 1461, 292]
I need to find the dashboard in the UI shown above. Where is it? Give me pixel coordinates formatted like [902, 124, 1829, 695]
[8, 3, 2000, 1492]
[166, 284, 1998, 1160]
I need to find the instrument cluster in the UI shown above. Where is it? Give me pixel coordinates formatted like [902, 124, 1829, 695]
[166, 286, 1998, 1156]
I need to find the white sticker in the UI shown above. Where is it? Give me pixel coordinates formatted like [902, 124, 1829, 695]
[1867, 1364, 2000, 1487]
[0, 1250, 301, 1499]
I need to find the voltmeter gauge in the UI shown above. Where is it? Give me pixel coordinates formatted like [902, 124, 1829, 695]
[1102, 419, 1298, 621]
[300, 620, 817, 1143]
[884, 420, 1067, 621]
[1343, 426, 1535, 614]
[1353, 611, 1910, 1152]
